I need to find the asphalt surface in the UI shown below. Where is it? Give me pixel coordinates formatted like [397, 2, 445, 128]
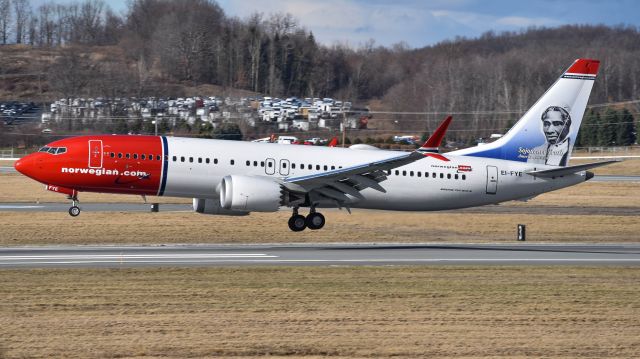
[1, 243, 639, 268]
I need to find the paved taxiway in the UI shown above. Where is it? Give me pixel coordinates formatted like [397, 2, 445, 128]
[1, 244, 639, 268]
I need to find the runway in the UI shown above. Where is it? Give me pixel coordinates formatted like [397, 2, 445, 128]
[1, 243, 639, 268]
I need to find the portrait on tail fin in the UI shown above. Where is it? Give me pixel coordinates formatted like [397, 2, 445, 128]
[526, 106, 572, 166]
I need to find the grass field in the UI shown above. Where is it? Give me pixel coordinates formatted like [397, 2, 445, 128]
[0, 266, 638, 358]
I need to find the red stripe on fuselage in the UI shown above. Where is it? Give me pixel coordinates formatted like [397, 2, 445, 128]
[30, 135, 164, 196]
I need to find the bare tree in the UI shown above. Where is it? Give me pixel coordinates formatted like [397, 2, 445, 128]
[0, 0, 10, 44]
[12, 0, 29, 44]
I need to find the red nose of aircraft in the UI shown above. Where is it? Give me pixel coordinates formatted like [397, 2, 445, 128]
[14, 154, 36, 179]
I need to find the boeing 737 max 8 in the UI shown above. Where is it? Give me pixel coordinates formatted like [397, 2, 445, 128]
[14, 59, 616, 231]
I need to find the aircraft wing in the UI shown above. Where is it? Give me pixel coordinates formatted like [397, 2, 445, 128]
[283, 116, 452, 204]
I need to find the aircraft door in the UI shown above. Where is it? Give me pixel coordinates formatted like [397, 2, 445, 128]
[265, 158, 276, 175]
[486, 165, 498, 194]
[279, 159, 290, 176]
[88, 140, 103, 168]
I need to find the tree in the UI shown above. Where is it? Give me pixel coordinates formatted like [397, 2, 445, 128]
[599, 108, 619, 146]
[0, 0, 10, 44]
[616, 109, 636, 146]
[12, 0, 29, 44]
[212, 123, 242, 141]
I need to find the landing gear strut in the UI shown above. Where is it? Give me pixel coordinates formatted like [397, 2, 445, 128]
[287, 207, 326, 232]
[68, 195, 81, 217]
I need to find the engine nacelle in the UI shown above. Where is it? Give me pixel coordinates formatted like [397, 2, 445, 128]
[220, 175, 283, 212]
[193, 198, 249, 216]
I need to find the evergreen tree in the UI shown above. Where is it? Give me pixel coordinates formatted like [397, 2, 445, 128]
[616, 109, 636, 145]
[598, 109, 618, 146]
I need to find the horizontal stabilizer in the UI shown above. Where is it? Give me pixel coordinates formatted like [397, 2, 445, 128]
[526, 160, 619, 178]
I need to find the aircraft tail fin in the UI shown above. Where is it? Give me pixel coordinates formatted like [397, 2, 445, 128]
[451, 59, 600, 167]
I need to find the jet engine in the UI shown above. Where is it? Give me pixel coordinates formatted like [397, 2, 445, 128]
[220, 175, 284, 212]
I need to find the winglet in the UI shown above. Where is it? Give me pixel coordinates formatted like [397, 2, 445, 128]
[328, 137, 338, 147]
[418, 115, 452, 153]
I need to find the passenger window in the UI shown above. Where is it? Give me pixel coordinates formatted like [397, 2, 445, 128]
[206, 158, 210, 164]
[417, 172, 421, 177]
[292, 163, 296, 169]
[323, 165, 328, 171]
[410, 171, 414, 177]
[246, 160, 250, 166]
[308, 164, 312, 170]
[395, 170, 399, 176]
[214, 159, 218, 164]
[439, 173, 443, 179]
[110, 153, 115, 158]
[432, 173, 436, 178]
[157, 155, 161, 161]
[126, 153, 130, 159]
[198, 158, 202, 163]
[118, 153, 123, 159]
[253, 161, 258, 167]
[172, 156, 177, 162]
[268, 162, 273, 168]
[316, 165, 320, 170]
[189, 157, 193, 163]
[331, 166, 335, 170]
[260, 161, 264, 167]
[283, 163, 288, 168]
[300, 163, 304, 169]
[402, 170, 406, 176]
[141, 154, 146, 160]
[133, 154, 138, 160]
[181, 156, 185, 162]
[462, 174, 466, 180]
[455, 174, 459, 180]
[447, 173, 451, 179]
[230, 160, 235, 165]
[149, 154, 153, 160]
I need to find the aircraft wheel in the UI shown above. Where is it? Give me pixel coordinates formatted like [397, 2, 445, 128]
[306, 212, 325, 230]
[288, 214, 307, 232]
[69, 206, 81, 217]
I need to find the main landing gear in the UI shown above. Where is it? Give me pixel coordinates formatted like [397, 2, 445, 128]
[288, 207, 326, 232]
[68, 195, 81, 217]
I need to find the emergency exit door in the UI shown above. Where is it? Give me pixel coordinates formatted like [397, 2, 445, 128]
[88, 140, 103, 168]
[486, 165, 498, 195]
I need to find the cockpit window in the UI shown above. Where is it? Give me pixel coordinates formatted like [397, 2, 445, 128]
[39, 146, 67, 155]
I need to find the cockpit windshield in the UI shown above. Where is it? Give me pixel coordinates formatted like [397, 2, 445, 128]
[39, 146, 67, 155]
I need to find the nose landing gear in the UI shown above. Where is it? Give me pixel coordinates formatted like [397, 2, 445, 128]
[68, 195, 81, 217]
[287, 207, 326, 232]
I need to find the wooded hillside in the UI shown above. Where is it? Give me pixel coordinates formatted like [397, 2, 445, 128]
[0, 0, 638, 145]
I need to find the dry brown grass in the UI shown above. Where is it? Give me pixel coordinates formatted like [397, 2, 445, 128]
[1, 207, 639, 245]
[0, 266, 638, 358]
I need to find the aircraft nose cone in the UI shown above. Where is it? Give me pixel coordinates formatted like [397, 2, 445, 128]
[14, 155, 34, 177]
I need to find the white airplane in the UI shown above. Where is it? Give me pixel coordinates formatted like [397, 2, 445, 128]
[15, 59, 616, 231]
